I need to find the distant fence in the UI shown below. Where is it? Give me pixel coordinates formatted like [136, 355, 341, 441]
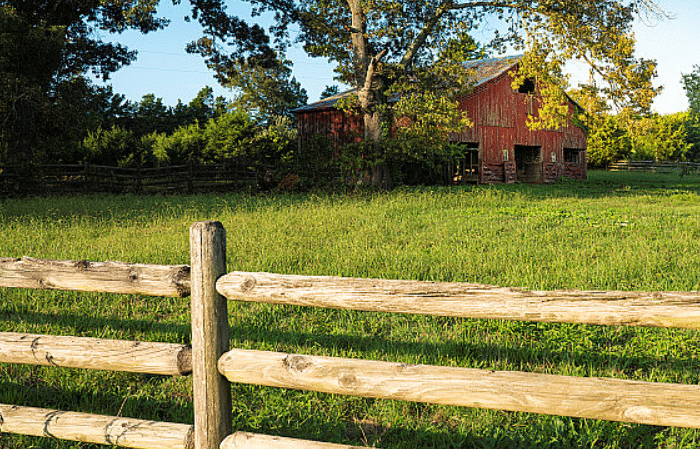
[2, 221, 700, 449]
[0, 162, 258, 195]
[608, 160, 700, 174]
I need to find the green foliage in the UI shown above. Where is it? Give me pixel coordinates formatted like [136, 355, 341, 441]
[630, 112, 691, 161]
[0, 0, 165, 163]
[293, 134, 341, 188]
[319, 85, 341, 100]
[201, 109, 257, 162]
[81, 125, 140, 167]
[386, 92, 470, 165]
[152, 124, 205, 165]
[223, 57, 308, 125]
[683, 65, 700, 115]
[254, 116, 298, 166]
[585, 115, 632, 167]
[686, 113, 700, 162]
[151, 110, 297, 177]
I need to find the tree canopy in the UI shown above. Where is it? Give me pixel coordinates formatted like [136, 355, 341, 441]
[222, 0, 663, 187]
[0, 0, 670, 185]
[0, 0, 284, 164]
[684, 65, 700, 116]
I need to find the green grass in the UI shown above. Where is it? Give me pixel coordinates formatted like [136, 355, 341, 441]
[2, 170, 700, 448]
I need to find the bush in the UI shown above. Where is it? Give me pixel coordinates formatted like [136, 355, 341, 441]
[81, 125, 142, 167]
[630, 112, 691, 161]
[586, 115, 632, 167]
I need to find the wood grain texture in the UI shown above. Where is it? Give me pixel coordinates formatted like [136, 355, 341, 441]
[0, 332, 192, 376]
[0, 257, 190, 297]
[0, 403, 193, 449]
[220, 431, 366, 449]
[218, 349, 700, 429]
[217, 272, 700, 329]
[190, 221, 231, 449]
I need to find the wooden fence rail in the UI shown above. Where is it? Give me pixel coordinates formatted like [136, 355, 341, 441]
[0, 162, 257, 195]
[0, 332, 192, 376]
[2, 221, 700, 449]
[608, 160, 700, 173]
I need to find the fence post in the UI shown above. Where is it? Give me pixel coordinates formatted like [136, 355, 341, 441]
[190, 221, 232, 449]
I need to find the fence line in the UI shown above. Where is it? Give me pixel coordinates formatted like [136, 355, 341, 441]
[0, 162, 257, 195]
[608, 160, 700, 173]
[2, 221, 700, 449]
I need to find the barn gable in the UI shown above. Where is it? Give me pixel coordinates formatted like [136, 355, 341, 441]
[292, 55, 587, 184]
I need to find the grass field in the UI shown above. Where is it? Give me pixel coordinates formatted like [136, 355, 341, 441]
[2, 170, 700, 448]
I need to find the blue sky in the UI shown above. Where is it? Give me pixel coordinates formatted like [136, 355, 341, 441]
[100, 0, 699, 114]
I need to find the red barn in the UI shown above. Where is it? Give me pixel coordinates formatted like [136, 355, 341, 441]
[293, 55, 587, 184]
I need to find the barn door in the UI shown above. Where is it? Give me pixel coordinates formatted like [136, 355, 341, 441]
[514, 145, 542, 183]
[446, 143, 480, 184]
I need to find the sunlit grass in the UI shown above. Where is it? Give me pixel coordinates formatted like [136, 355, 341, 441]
[2, 170, 700, 448]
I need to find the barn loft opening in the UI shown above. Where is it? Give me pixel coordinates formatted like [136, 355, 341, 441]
[518, 78, 535, 94]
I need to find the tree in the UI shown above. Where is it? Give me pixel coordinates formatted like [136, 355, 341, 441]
[0, 1, 169, 163]
[683, 65, 700, 115]
[0, 0, 279, 165]
[228, 0, 662, 188]
[320, 85, 341, 100]
[585, 114, 632, 167]
[223, 57, 308, 124]
[630, 113, 690, 161]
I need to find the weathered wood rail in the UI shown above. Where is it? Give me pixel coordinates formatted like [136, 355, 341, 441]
[608, 160, 700, 173]
[0, 162, 257, 195]
[2, 221, 700, 449]
[0, 222, 354, 449]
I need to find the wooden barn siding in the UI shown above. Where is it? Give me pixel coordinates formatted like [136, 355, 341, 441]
[454, 72, 587, 183]
[295, 67, 587, 184]
[297, 110, 362, 148]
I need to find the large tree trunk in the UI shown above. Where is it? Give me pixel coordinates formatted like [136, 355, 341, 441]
[348, 0, 393, 189]
[363, 109, 393, 189]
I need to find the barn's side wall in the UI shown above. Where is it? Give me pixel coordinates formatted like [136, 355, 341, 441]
[296, 109, 363, 149]
[294, 66, 588, 184]
[453, 71, 587, 183]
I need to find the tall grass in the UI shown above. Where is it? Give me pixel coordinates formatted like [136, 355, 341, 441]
[2, 170, 700, 448]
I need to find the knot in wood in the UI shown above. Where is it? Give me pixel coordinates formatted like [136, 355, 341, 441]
[240, 276, 257, 293]
[338, 373, 359, 388]
[283, 355, 312, 373]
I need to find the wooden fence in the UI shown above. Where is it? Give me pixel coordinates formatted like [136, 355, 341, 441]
[2, 221, 700, 449]
[608, 160, 700, 174]
[0, 162, 257, 195]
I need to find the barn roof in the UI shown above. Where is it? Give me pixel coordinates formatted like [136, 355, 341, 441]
[292, 54, 523, 113]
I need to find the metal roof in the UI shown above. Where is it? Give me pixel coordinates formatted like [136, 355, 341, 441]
[292, 55, 522, 113]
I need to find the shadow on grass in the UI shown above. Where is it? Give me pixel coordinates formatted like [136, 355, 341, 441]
[0, 300, 192, 344]
[2, 171, 700, 224]
[2, 303, 694, 448]
[228, 311, 700, 383]
[3, 301, 699, 383]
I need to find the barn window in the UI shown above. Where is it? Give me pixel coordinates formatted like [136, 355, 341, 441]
[564, 148, 583, 164]
[518, 78, 535, 94]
